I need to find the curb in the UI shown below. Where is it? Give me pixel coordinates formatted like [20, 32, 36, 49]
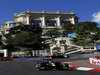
[69, 64, 100, 72]
[91, 68, 100, 72]
[73, 67, 100, 72]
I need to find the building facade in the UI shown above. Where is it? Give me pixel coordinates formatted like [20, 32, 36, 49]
[2, 10, 78, 34]
[1, 10, 79, 56]
[14, 11, 78, 28]
[2, 21, 22, 34]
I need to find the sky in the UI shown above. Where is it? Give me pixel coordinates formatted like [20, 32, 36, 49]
[0, 0, 100, 25]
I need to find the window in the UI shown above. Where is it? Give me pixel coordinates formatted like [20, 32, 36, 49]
[31, 20, 41, 26]
[60, 40, 66, 44]
[46, 20, 56, 26]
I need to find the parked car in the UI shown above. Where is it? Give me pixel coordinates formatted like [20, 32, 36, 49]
[35, 60, 69, 71]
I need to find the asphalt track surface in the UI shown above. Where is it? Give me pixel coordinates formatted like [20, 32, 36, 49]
[0, 61, 93, 75]
[0, 53, 99, 75]
[0, 58, 99, 75]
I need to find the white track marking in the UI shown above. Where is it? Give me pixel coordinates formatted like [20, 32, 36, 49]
[76, 67, 94, 71]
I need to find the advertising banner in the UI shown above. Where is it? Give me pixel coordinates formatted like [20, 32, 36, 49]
[96, 44, 100, 51]
[89, 58, 100, 65]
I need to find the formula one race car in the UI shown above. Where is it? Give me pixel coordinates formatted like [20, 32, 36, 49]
[35, 60, 69, 71]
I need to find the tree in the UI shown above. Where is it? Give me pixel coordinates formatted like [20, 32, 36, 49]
[3, 24, 43, 52]
[62, 21, 75, 36]
[72, 22, 98, 46]
[93, 27, 100, 44]
[0, 35, 3, 46]
[75, 22, 97, 33]
[44, 28, 61, 38]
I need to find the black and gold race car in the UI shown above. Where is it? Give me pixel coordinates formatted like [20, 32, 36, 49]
[35, 60, 69, 71]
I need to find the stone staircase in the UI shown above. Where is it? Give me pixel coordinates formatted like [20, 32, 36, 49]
[64, 45, 82, 57]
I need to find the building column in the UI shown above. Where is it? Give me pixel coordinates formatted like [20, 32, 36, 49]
[56, 16, 61, 27]
[69, 17, 75, 24]
[26, 15, 30, 25]
[49, 44, 54, 56]
[50, 49, 53, 56]
[41, 16, 46, 28]
[4, 49, 7, 57]
[60, 46, 65, 53]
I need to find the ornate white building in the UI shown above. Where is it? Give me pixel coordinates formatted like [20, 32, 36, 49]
[14, 10, 78, 28]
[2, 10, 78, 34]
[1, 10, 79, 56]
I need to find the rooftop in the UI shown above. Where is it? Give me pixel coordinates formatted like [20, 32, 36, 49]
[14, 10, 75, 17]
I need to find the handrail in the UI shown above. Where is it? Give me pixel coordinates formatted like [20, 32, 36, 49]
[64, 49, 81, 55]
